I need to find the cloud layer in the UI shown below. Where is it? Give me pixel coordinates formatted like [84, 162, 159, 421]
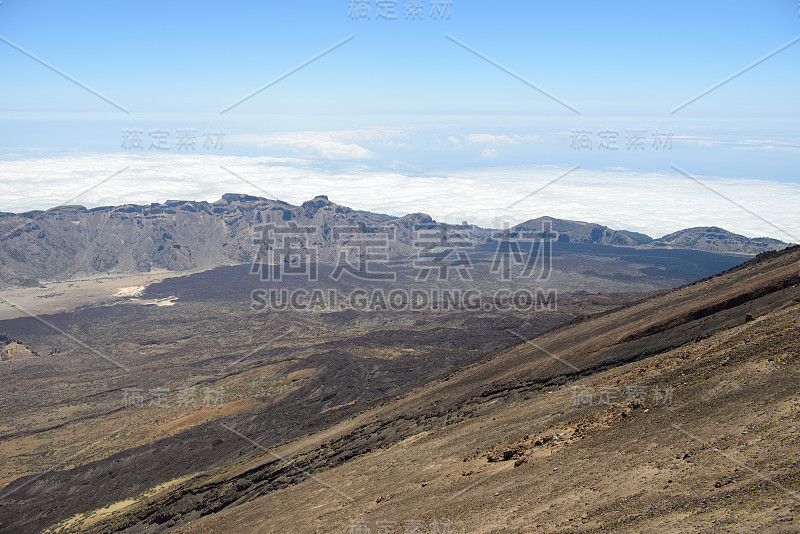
[0, 152, 797, 243]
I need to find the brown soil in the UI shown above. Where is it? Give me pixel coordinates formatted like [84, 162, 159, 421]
[75, 247, 800, 533]
[174, 283, 800, 533]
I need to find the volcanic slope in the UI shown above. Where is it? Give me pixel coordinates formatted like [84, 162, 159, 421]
[55, 246, 800, 533]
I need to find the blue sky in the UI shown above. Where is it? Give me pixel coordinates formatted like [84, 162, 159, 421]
[0, 1, 797, 116]
[0, 1, 797, 114]
[0, 1, 798, 240]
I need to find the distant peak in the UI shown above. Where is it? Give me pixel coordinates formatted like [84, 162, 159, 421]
[220, 193, 265, 203]
[302, 195, 334, 207]
[301, 195, 336, 215]
[397, 212, 433, 221]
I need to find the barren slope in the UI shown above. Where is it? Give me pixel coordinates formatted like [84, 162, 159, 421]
[175, 283, 800, 533]
[72, 246, 800, 533]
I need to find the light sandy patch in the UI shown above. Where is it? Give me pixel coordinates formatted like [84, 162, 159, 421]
[0, 266, 228, 320]
[131, 296, 179, 307]
[113, 285, 146, 298]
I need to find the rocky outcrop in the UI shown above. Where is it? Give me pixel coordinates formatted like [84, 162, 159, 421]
[512, 216, 644, 246]
[648, 226, 788, 255]
[0, 333, 37, 361]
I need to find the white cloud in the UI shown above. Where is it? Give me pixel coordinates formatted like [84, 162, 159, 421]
[668, 135, 800, 153]
[454, 134, 541, 146]
[731, 138, 800, 153]
[0, 153, 798, 243]
[227, 131, 377, 160]
[226, 127, 430, 159]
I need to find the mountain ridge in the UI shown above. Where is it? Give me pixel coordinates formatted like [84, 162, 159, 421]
[0, 195, 790, 287]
